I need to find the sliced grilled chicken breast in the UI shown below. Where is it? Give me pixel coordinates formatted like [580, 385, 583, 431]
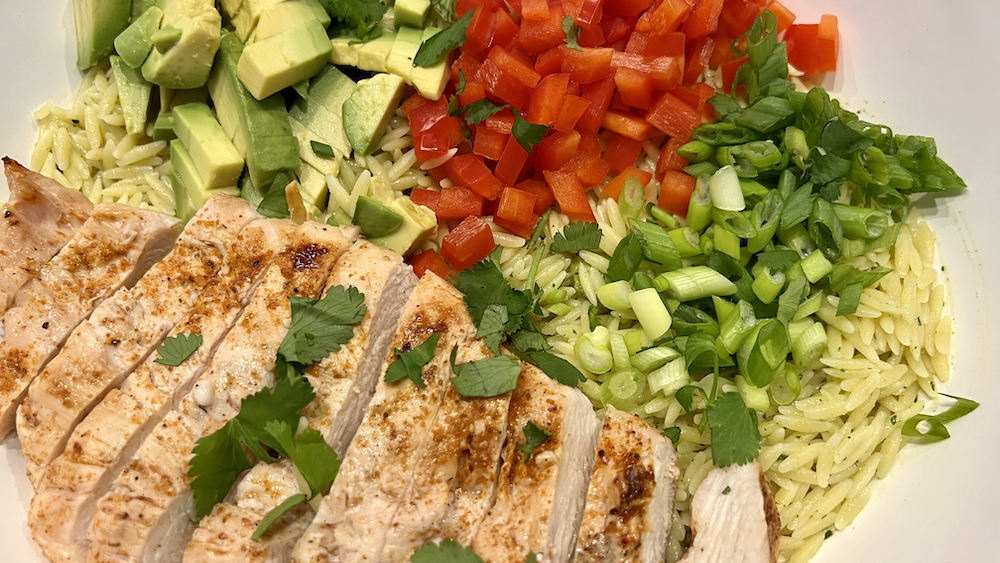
[0, 204, 181, 436]
[85, 222, 353, 563]
[291, 273, 477, 563]
[678, 461, 781, 563]
[0, 158, 93, 315]
[574, 407, 680, 563]
[29, 218, 295, 563]
[17, 196, 259, 485]
[379, 340, 511, 563]
[471, 364, 601, 563]
[183, 241, 417, 563]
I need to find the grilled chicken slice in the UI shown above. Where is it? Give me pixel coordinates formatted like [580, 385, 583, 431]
[183, 241, 418, 563]
[0, 158, 93, 315]
[379, 340, 511, 563]
[29, 218, 295, 563]
[291, 273, 478, 563]
[574, 407, 680, 563]
[677, 461, 781, 563]
[17, 196, 259, 485]
[85, 222, 353, 563]
[471, 364, 602, 563]
[0, 204, 181, 436]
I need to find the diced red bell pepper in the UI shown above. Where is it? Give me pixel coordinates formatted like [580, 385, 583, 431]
[437, 186, 486, 219]
[458, 80, 487, 106]
[564, 152, 612, 187]
[602, 111, 652, 141]
[494, 213, 540, 238]
[657, 137, 690, 179]
[709, 28, 738, 67]
[529, 73, 572, 126]
[408, 97, 448, 136]
[493, 9, 521, 49]
[427, 164, 450, 184]
[610, 51, 683, 91]
[474, 128, 509, 161]
[554, 95, 592, 132]
[495, 135, 531, 185]
[410, 249, 452, 280]
[786, 15, 838, 75]
[684, 36, 714, 84]
[578, 0, 604, 27]
[722, 0, 765, 37]
[483, 111, 516, 135]
[488, 46, 542, 88]
[768, 0, 796, 33]
[602, 166, 653, 200]
[401, 94, 429, 117]
[441, 215, 496, 270]
[576, 77, 616, 133]
[519, 9, 566, 54]
[483, 195, 500, 216]
[680, 0, 725, 41]
[625, 31, 650, 54]
[522, 0, 550, 21]
[479, 58, 531, 109]
[721, 57, 748, 94]
[446, 154, 505, 200]
[497, 187, 538, 228]
[579, 24, 606, 48]
[614, 67, 654, 110]
[515, 179, 555, 214]
[601, 16, 633, 44]
[409, 188, 441, 214]
[604, 133, 645, 173]
[649, 32, 687, 57]
[536, 130, 582, 170]
[453, 51, 483, 84]
[604, 0, 653, 18]
[658, 170, 698, 216]
[545, 169, 596, 221]
[464, 7, 497, 58]
[560, 46, 614, 84]
[415, 117, 465, 161]
[635, 0, 691, 35]
[672, 82, 715, 121]
[534, 46, 564, 75]
[647, 91, 702, 142]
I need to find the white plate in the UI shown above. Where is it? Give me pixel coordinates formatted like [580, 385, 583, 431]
[1, 1, 997, 561]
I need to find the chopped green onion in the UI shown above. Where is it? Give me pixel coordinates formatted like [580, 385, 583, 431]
[808, 198, 844, 261]
[699, 231, 715, 255]
[624, 329, 652, 355]
[310, 141, 335, 158]
[789, 318, 827, 367]
[783, 126, 809, 168]
[667, 227, 703, 258]
[901, 394, 979, 442]
[633, 272, 655, 291]
[609, 332, 631, 373]
[751, 264, 785, 304]
[835, 281, 863, 316]
[598, 280, 633, 312]
[735, 96, 796, 134]
[720, 299, 757, 354]
[631, 345, 682, 373]
[630, 219, 683, 269]
[831, 204, 889, 239]
[684, 161, 719, 178]
[618, 176, 644, 219]
[736, 375, 770, 412]
[799, 250, 833, 283]
[709, 165, 746, 212]
[779, 224, 817, 257]
[627, 288, 673, 340]
[712, 295, 736, 321]
[747, 190, 784, 253]
[575, 334, 612, 374]
[737, 319, 789, 387]
[712, 209, 756, 239]
[677, 140, 715, 163]
[658, 266, 737, 302]
[547, 303, 574, 316]
[792, 291, 824, 321]
[777, 168, 798, 199]
[542, 288, 567, 304]
[600, 368, 646, 410]
[768, 363, 801, 406]
[740, 179, 769, 199]
[590, 326, 611, 349]
[647, 358, 691, 397]
[686, 176, 714, 231]
[647, 203, 680, 230]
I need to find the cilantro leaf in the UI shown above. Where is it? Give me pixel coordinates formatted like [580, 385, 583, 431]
[509, 328, 550, 354]
[154, 333, 203, 367]
[385, 332, 441, 387]
[448, 70, 467, 116]
[607, 232, 643, 282]
[413, 9, 474, 67]
[189, 424, 253, 519]
[455, 260, 533, 337]
[527, 351, 586, 386]
[257, 170, 294, 219]
[318, 0, 387, 42]
[277, 285, 367, 367]
[755, 249, 800, 272]
[551, 221, 602, 253]
[707, 392, 761, 467]
[450, 346, 521, 397]
[464, 99, 509, 126]
[265, 421, 341, 497]
[511, 109, 551, 153]
[561, 16, 583, 51]
[251, 493, 309, 542]
[517, 421, 552, 461]
[661, 426, 681, 443]
[477, 304, 508, 355]
[411, 539, 484, 563]
[676, 384, 708, 412]
[526, 553, 537, 563]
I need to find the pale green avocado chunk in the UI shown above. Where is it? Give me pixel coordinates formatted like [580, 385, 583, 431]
[252, 0, 330, 42]
[159, 85, 209, 113]
[114, 7, 164, 69]
[151, 24, 183, 53]
[132, 0, 165, 20]
[72, 0, 131, 70]
[369, 197, 437, 256]
[354, 195, 403, 238]
[329, 37, 361, 67]
[357, 32, 396, 74]
[343, 73, 405, 156]
[385, 26, 423, 81]
[209, 33, 300, 190]
[220, 0, 283, 42]
[172, 102, 245, 188]
[295, 163, 330, 213]
[109, 56, 152, 136]
[152, 113, 176, 141]
[289, 65, 356, 158]
[142, 0, 222, 89]
[237, 19, 331, 100]
[395, 0, 431, 29]
[170, 141, 241, 222]
[289, 116, 344, 176]
[410, 28, 451, 100]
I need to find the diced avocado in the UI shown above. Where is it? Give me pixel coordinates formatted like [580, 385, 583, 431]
[220, 0, 283, 42]
[72, 0, 131, 70]
[307, 66, 359, 117]
[252, 0, 330, 42]
[142, 0, 222, 89]
[385, 27, 423, 81]
[289, 116, 343, 175]
[209, 33, 300, 189]
[170, 140, 240, 221]
[354, 195, 403, 238]
[296, 163, 330, 212]
[288, 66, 356, 158]
[109, 56, 153, 136]
[171, 169, 195, 223]
[410, 28, 450, 100]
[237, 19, 332, 100]
[151, 24, 182, 53]
[369, 197, 437, 256]
[132, 0, 165, 20]
[329, 37, 362, 68]
[159, 86, 209, 113]
[152, 113, 176, 141]
[357, 32, 396, 74]
[239, 170, 266, 206]
[114, 7, 164, 69]
[395, 0, 430, 29]
[172, 102, 245, 188]
[292, 79, 310, 99]
[342, 73, 405, 156]
[327, 208, 351, 227]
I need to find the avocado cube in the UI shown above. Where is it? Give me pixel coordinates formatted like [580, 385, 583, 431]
[159, 85, 210, 114]
[329, 37, 363, 68]
[109, 56, 153, 136]
[395, 0, 430, 29]
[296, 163, 331, 212]
[385, 27, 423, 82]
[173, 102, 244, 188]
[221, 0, 284, 42]
[357, 32, 397, 74]
[170, 140, 240, 221]
[289, 66, 356, 159]
[152, 113, 176, 142]
[289, 116, 343, 176]
[171, 169, 195, 222]
[410, 28, 451, 100]
[237, 19, 332, 100]
[252, 0, 330, 42]
[73, 0, 131, 70]
[369, 198, 437, 256]
[142, 0, 222, 89]
[132, 0, 165, 20]
[114, 6, 164, 69]
[307, 66, 358, 117]
[342, 73, 405, 156]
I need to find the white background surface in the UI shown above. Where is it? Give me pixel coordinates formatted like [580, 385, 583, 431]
[0, 1, 997, 562]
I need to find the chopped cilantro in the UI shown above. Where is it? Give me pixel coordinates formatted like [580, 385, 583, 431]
[464, 98, 509, 126]
[450, 346, 521, 397]
[448, 70, 467, 116]
[511, 109, 551, 153]
[527, 351, 586, 387]
[517, 420, 552, 461]
[707, 392, 762, 467]
[477, 304, 509, 355]
[256, 170, 294, 219]
[319, 0, 387, 42]
[385, 332, 441, 388]
[551, 221, 603, 253]
[277, 285, 367, 367]
[413, 9, 474, 67]
[154, 333, 202, 367]
[411, 539, 484, 563]
[251, 493, 308, 542]
[561, 16, 583, 51]
[661, 426, 681, 443]
[722, 485, 732, 495]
